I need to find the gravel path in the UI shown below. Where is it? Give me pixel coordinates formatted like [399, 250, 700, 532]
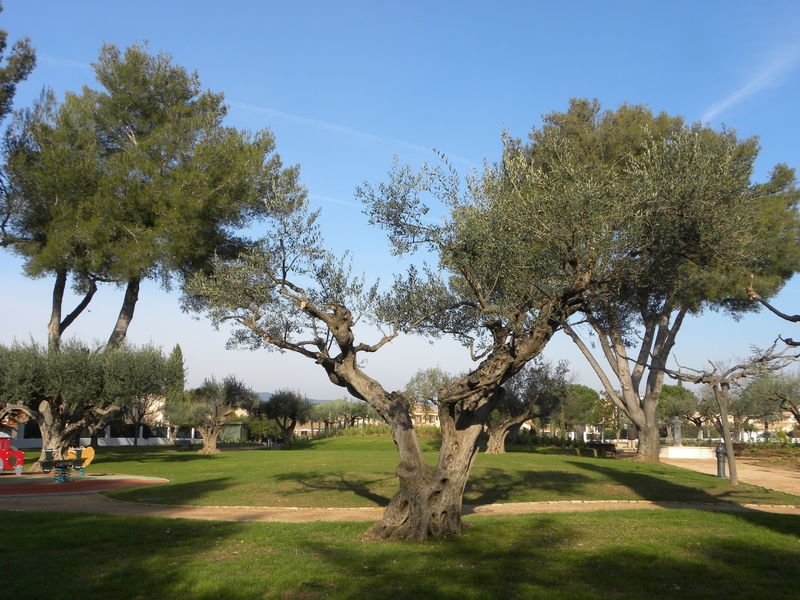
[661, 457, 800, 496]
[1, 492, 799, 523]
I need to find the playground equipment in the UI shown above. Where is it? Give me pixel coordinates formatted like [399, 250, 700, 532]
[0, 437, 24, 475]
[41, 446, 95, 482]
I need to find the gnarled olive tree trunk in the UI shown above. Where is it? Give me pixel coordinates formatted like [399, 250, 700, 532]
[196, 423, 223, 454]
[485, 410, 532, 455]
[485, 428, 509, 455]
[2, 403, 82, 472]
[364, 394, 490, 541]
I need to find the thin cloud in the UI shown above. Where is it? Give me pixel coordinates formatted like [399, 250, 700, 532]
[702, 44, 800, 122]
[309, 194, 362, 209]
[229, 101, 479, 168]
[40, 53, 92, 72]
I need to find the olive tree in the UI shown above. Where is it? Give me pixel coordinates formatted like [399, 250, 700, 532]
[104, 345, 183, 446]
[178, 375, 258, 455]
[186, 108, 654, 540]
[770, 370, 800, 427]
[0, 341, 176, 468]
[0, 341, 108, 468]
[485, 359, 569, 454]
[261, 389, 312, 443]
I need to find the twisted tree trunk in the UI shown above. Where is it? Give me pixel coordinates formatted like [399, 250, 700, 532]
[485, 428, 509, 454]
[364, 401, 486, 541]
[196, 424, 222, 454]
[33, 407, 82, 471]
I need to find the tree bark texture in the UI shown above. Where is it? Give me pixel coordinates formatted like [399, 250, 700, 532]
[364, 402, 486, 541]
[715, 384, 739, 485]
[485, 427, 509, 454]
[48, 270, 68, 349]
[197, 425, 222, 454]
[108, 277, 140, 348]
[631, 397, 661, 461]
[32, 403, 83, 471]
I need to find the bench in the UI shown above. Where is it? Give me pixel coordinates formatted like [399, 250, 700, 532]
[584, 443, 618, 458]
[174, 439, 194, 450]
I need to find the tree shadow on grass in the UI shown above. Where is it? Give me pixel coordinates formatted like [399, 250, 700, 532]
[570, 460, 800, 537]
[4, 509, 800, 599]
[271, 470, 394, 506]
[464, 468, 593, 506]
[108, 476, 234, 505]
[569, 460, 755, 504]
[93, 448, 225, 465]
[297, 512, 800, 599]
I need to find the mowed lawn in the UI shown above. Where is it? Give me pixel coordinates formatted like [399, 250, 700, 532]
[9, 436, 800, 599]
[5, 509, 800, 600]
[29, 435, 800, 507]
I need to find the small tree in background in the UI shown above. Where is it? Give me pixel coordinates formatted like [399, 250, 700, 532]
[485, 359, 569, 454]
[163, 392, 195, 444]
[242, 412, 281, 444]
[104, 345, 175, 446]
[738, 372, 793, 438]
[263, 389, 312, 444]
[185, 375, 258, 454]
[658, 384, 699, 441]
[334, 398, 373, 428]
[404, 367, 454, 422]
[560, 384, 601, 438]
[162, 345, 187, 443]
[310, 400, 341, 431]
[771, 370, 800, 427]
[665, 343, 799, 485]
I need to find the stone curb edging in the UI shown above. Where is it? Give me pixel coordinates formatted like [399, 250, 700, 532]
[96, 495, 800, 513]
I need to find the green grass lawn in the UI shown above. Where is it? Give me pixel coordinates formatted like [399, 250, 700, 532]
[5, 509, 800, 599]
[24, 435, 800, 507]
[10, 436, 800, 599]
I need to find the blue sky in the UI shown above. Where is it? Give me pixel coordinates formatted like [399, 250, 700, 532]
[1, 0, 799, 397]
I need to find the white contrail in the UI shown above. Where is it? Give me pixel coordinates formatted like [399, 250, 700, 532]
[230, 101, 479, 168]
[40, 54, 92, 71]
[308, 194, 362, 209]
[702, 44, 800, 122]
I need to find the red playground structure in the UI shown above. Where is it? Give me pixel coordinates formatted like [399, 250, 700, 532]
[0, 438, 24, 474]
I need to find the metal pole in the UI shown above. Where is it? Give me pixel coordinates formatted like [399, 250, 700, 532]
[715, 442, 727, 478]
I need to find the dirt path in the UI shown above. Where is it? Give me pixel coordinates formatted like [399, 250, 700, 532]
[1, 493, 799, 522]
[661, 457, 800, 496]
